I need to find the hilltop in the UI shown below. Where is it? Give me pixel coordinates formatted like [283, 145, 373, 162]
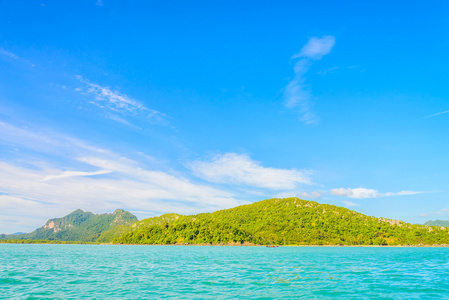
[1, 209, 137, 243]
[114, 198, 449, 246]
[424, 220, 449, 227]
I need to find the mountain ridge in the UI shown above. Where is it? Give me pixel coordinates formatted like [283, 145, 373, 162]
[1, 209, 137, 242]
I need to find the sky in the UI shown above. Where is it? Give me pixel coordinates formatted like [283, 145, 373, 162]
[1, 0, 448, 233]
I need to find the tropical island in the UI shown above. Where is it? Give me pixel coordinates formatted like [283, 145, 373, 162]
[2, 198, 449, 246]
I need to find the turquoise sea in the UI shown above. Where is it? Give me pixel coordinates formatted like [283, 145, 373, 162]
[1, 244, 449, 299]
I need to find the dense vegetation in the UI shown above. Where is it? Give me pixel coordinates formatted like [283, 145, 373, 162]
[3, 199, 448, 246]
[0, 209, 137, 242]
[114, 198, 449, 246]
[424, 220, 449, 227]
[0, 239, 98, 244]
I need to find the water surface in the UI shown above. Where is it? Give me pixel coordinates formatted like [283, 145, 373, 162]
[1, 244, 448, 299]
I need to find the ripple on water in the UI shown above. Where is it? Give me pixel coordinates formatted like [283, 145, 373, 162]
[1, 245, 449, 299]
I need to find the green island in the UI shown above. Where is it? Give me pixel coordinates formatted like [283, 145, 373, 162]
[2, 198, 449, 246]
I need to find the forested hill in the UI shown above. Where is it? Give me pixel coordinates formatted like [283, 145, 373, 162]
[1, 209, 137, 242]
[424, 220, 449, 227]
[114, 198, 449, 246]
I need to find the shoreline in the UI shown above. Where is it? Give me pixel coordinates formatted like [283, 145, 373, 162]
[109, 244, 449, 247]
[2, 240, 449, 247]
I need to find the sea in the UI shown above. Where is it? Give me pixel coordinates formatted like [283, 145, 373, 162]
[1, 244, 448, 299]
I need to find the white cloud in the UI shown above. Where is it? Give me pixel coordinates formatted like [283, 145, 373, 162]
[0, 156, 244, 232]
[187, 153, 312, 190]
[331, 187, 422, 199]
[342, 200, 360, 207]
[284, 36, 335, 125]
[75, 76, 168, 125]
[0, 122, 246, 233]
[0, 48, 18, 59]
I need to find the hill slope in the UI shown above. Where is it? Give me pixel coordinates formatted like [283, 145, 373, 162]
[2, 209, 137, 242]
[424, 220, 449, 227]
[114, 198, 449, 245]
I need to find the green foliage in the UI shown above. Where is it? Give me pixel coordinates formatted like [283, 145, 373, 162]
[2, 209, 137, 243]
[114, 198, 449, 246]
[0, 239, 98, 244]
[116, 220, 254, 245]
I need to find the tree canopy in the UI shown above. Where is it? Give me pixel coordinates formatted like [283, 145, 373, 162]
[114, 198, 449, 246]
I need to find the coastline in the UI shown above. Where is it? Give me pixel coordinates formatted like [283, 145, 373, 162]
[110, 244, 449, 247]
[2, 240, 449, 247]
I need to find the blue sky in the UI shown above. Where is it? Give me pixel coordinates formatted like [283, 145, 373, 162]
[1, 0, 448, 233]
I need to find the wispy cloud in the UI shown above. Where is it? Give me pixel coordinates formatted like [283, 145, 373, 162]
[342, 200, 360, 207]
[419, 208, 448, 218]
[317, 65, 360, 76]
[300, 191, 321, 199]
[284, 36, 335, 125]
[317, 66, 340, 76]
[0, 48, 18, 59]
[75, 76, 168, 126]
[423, 110, 449, 119]
[292, 36, 335, 60]
[187, 153, 312, 190]
[273, 190, 322, 199]
[331, 187, 422, 199]
[0, 121, 245, 233]
[42, 170, 112, 181]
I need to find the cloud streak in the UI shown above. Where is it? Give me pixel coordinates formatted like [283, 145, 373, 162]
[419, 208, 448, 218]
[42, 170, 112, 181]
[187, 153, 312, 190]
[284, 36, 335, 125]
[0, 48, 18, 59]
[331, 187, 422, 199]
[423, 110, 449, 119]
[76, 76, 168, 126]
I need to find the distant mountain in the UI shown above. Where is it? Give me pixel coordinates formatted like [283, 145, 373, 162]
[424, 220, 449, 227]
[2, 209, 137, 242]
[115, 198, 449, 246]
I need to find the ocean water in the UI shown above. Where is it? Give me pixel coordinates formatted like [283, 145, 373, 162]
[1, 245, 449, 299]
